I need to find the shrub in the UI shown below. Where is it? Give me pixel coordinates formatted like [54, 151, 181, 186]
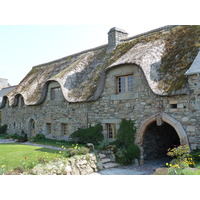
[31, 134, 46, 142]
[115, 119, 136, 147]
[67, 148, 77, 157]
[17, 130, 28, 142]
[11, 133, 20, 140]
[190, 149, 200, 162]
[69, 124, 104, 145]
[76, 146, 90, 155]
[166, 145, 195, 174]
[0, 124, 7, 134]
[115, 144, 140, 165]
[114, 119, 140, 165]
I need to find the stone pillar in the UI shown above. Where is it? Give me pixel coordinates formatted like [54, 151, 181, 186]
[107, 27, 128, 53]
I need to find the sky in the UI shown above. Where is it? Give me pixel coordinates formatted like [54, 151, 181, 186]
[0, 25, 166, 85]
[0, 0, 198, 86]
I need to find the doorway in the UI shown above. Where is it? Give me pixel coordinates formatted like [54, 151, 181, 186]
[143, 121, 180, 160]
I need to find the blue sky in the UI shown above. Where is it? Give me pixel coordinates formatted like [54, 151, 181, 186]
[0, 25, 164, 85]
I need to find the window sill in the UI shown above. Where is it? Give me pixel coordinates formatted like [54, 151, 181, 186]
[111, 92, 138, 100]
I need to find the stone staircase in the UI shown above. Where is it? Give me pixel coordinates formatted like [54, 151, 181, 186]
[99, 153, 120, 169]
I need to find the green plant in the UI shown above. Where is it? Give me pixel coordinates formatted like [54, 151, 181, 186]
[98, 138, 110, 150]
[0, 124, 7, 134]
[114, 119, 140, 165]
[69, 124, 104, 145]
[115, 144, 140, 165]
[31, 134, 46, 142]
[166, 145, 195, 174]
[190, 148, 200, 162]
[115, 119, 136, 147]
[17, 131, 28, 142]
[76, 146, 89, 155]
[0, 165, 7, 175]
[167, 145, 190, 160]
[11, 133, 20, 140]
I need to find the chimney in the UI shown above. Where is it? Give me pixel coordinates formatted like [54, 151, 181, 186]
[107, 27, 128, 53]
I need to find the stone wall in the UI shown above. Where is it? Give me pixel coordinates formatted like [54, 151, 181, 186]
[2, 64, 200, 157]
[30, 153, 99, 175]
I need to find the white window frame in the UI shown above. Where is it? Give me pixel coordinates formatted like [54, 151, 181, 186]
[117, 74, 134, 93]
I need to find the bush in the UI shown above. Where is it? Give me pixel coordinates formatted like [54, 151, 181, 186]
[0, 124, 7, 134]
[77, 146, 90, 155]
[190, 149, 200, 162]
[11, 133, 20, 140]
[115, 119, 136, 147]
[69, 124, 104, 145]
[115, 144, 140, 165]
[114, 119, 140, 165]
[31, 134, 46, 142]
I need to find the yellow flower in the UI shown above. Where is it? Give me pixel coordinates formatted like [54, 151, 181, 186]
[166, 163, 169, 166]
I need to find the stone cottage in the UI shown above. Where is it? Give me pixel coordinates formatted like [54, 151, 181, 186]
[1, 25, 200, 162]
[0, 78, 15, 124]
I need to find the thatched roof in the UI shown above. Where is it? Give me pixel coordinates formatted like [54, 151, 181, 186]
[1, 25, 200, 107]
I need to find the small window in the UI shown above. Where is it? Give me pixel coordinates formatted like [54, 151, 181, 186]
[51, 87, 62, 100]
[61, 123, 68, 136]
[170, 104, 177, 109]
[106, 124, 116, 139]
[117, 75, 134, 93]
[46, 123, 52, 135]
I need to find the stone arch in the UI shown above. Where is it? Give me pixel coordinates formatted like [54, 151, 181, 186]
[136, 113, 190, 162]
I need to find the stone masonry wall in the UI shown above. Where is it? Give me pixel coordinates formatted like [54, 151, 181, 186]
[1, 64, 200, 152]
[30, 153, 99, 175]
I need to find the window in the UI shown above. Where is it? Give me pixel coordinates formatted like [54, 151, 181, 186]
[46, 123, 52, 135]
[61, 123, 68, 136]
[106, 124, 116, 139]
[117, 75, 134, 93]
[51, 87, 62, 100]
[170, 104, 177, 109]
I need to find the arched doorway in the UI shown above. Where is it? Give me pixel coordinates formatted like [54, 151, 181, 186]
[136, 113, 190, 162]
[143, 121, 180, 159]
[29, 119, 35, 137]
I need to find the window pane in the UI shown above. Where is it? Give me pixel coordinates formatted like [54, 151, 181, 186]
[107, 124, 116, 139]
[51, 87, 61, 100]
[119, 77, 126, 93]
[127, 76, 134, 91]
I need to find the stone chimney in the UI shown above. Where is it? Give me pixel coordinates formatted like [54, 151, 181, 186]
[107, 27, 128, 53]
[0, 78, 8, 90]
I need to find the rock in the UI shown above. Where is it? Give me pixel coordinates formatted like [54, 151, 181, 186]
[97, 160, 104, 170]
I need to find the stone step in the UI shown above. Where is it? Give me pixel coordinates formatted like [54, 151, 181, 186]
[103, 162, 120, 169]
[99, 153, 106, 159]
[101, 158, 111, 164]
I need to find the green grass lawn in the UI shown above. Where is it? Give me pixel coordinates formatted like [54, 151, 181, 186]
[0, 143, 61, 172]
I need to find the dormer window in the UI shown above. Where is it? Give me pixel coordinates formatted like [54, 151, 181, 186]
[117, 75, 134, 93]
[51, 87, 62, 100]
